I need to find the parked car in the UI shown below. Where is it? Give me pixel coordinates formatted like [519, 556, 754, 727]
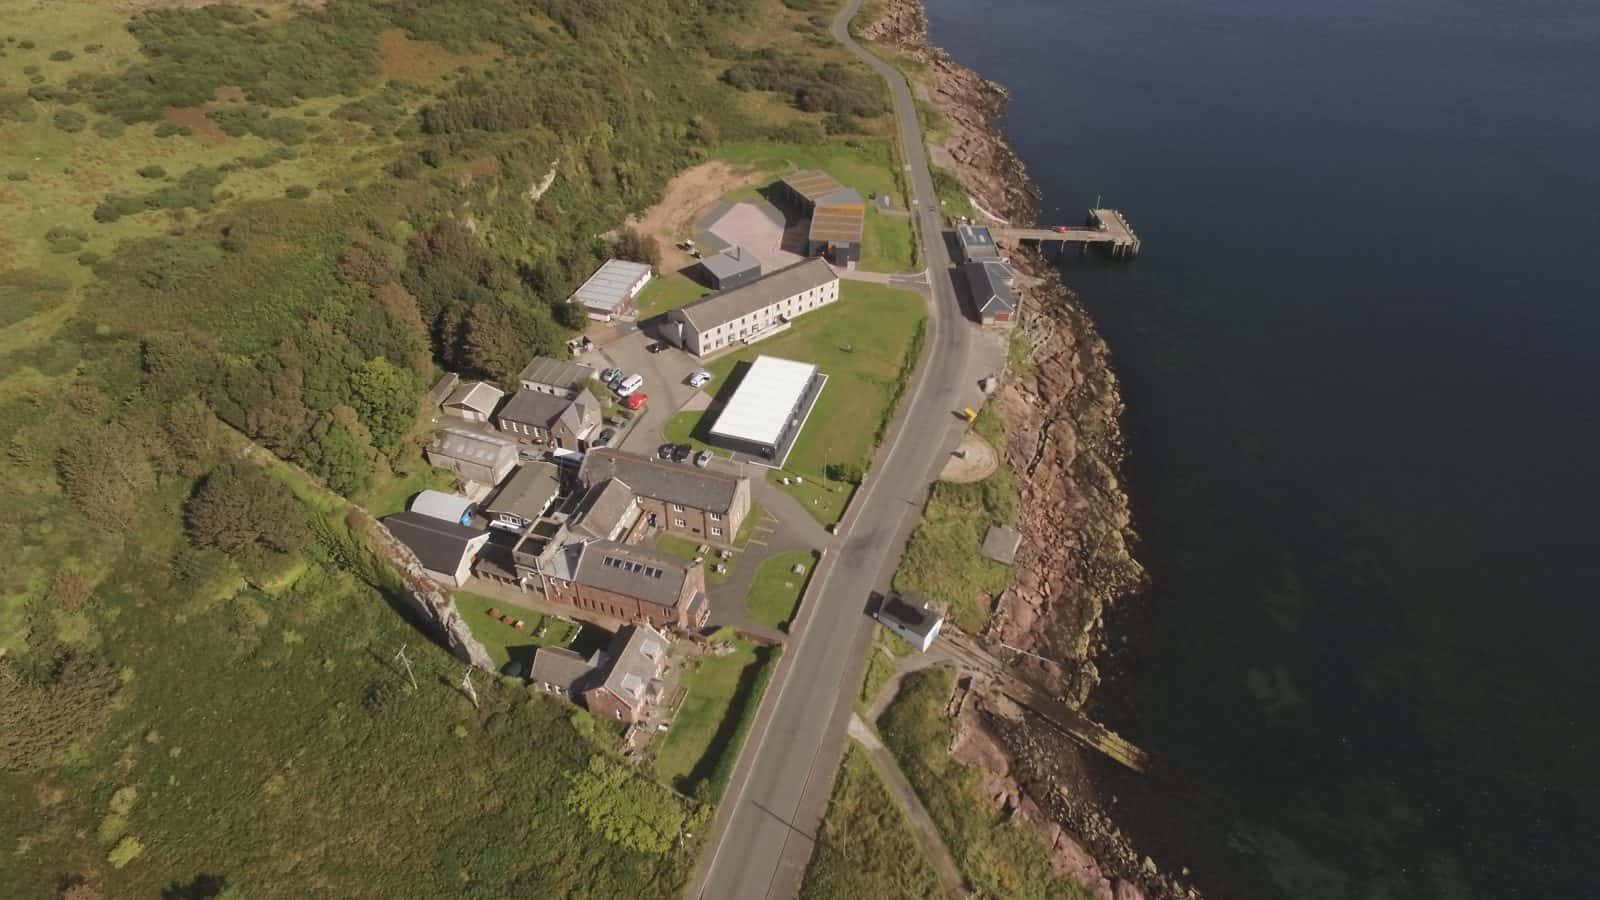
[657, 443, 676, 460]
[624, 392, 648, 411]
[694, 450, 713, 468]
[671, 444, 692, 463]
[687, 370, 712, 388]
[647, 341, 667, 354]
[600, 367, 621, 384]
[595, 427, 616, 446]
[615, 374, 644, 396]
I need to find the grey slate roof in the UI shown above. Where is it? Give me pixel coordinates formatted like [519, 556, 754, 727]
[571, 478, 638, 540]
[444, 380, 505, 416]
[573, 541, 693, 610]
[486, 462, 562, 523]
[956, 224, 1000, 260]
[881, 593, 944, 641]
[428, 428, 518, 469]
[597, 625, 669, 704]
[962, 260, 1017, 315]
[570, 260, 651, 315]
[580, 449, 742, 514]
[517, 357, 596, 393]
[382, 511, 486, 574]
[530, 646, 596, 692]
[497, 390, 576, 429]
[702, 246, 761, 280]
[674, 258, 837, 334]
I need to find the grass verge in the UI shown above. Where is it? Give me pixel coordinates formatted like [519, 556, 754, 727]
[745, 549, 818, 632]
[798, 745, 944, 900]
[654, 632, 780, 802]
[453, 591, 581, 671]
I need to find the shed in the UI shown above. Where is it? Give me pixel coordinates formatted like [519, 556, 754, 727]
[701, 245, 762, 290]
[441, 380, 505, 423]
[876, 593, 946, 653]
[570, 259, 652, 320]
[409, 490, 475, 526]
[981, 524, 1022, 565]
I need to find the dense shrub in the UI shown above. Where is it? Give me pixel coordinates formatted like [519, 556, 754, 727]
[186, 461, 311, 566]
[153, 122, 191, 138]
[284, 184, 311, 199]
[136, 164, 166, 179]
[0, 653, 120, 772]
[49, 49, 73, 61]
[0, 91, 35, 123]
[211, 105, 310, 144]
[724, 53, 889, 119]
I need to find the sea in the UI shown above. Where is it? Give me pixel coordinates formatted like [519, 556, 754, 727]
[919, 0, 1600, 896]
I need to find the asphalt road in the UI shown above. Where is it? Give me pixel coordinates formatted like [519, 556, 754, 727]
[689, 1, 984, 896]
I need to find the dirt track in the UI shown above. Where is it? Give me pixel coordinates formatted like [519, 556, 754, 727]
[627, 161, 766, 273]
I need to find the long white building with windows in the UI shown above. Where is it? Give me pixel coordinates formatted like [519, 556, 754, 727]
[666, 258, 839, 357]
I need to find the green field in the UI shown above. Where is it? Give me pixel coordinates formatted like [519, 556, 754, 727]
[673, 280, 925, 527]
[714, 140, 907, 207]
[654, 532, 738, 584]
[745, 549, 819, 631]
[636, 272, 710, 319]
[453, 591, 584, 670]
[879, 669, 1094, 900]
[799, 745, 944, 900]
[768, 468, 856, 527]
[654, 633, 779, 802]
[859, 205, 916, 273]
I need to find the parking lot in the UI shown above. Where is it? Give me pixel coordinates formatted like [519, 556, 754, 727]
[577, 326, 707, 456]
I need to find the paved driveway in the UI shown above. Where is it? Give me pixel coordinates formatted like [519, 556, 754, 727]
[585, 328, 706, 455]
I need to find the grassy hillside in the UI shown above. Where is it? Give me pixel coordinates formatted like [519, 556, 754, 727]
[0, 0, 903, 894]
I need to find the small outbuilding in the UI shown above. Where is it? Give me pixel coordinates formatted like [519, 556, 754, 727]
[425, 428, 519, 488]
[571, 259, 653, 320]
[981, 524, 1022, 565]
[441, 380, 505, 423]
[962, 260, 1018, 324]
[955, 224, 1001, 264]
[483, 462, 563, 532]
[409, 490, 475, 526]
[876, 593, 946, 653]
[700, 245, 762, 290]
[517, 357, 596, 399]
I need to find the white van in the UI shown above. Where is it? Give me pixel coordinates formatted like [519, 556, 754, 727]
[615, 374, 644, 397]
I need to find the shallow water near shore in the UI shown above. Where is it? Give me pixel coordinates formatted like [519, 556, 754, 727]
[921, 0, 1600, 896]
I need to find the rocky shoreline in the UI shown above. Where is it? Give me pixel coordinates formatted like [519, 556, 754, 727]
[863, 3, 1199, 898]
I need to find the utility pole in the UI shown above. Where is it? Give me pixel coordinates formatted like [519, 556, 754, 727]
[393, 644, 417, 691]
[460, 665, 479, 709]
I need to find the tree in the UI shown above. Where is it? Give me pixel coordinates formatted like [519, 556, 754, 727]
[57, 424, 156, 531]
[1, 653, 119, 772]
[349, 358, 417, 457]
[564, 756, 687, 855]
[463, 300, 560, 384]
[186, 462, 310, 565]
[162, 397, 217, 478]
[613, 227, 661, 269]
[296, 425, 372, 496]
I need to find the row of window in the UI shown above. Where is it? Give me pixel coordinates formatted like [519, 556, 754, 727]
[601, 556, 665, 579]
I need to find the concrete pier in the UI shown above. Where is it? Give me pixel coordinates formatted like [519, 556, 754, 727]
[993, 208, 1142, 257]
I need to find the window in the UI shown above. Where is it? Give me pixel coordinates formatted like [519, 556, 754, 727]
[710, 527, 722, 537]
[672, 503, 684, 512]
[708, 512, 721, 521]
[675, 517, 686, 527]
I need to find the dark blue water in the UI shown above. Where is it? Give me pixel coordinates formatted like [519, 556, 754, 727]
[921, 0, 1600, 896]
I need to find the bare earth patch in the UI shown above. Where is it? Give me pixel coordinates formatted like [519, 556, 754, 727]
[377, 29, 498, 82]
[939, 431, 998, 483]
[627, 161, 767, 273]
[161, 106, 227, 143]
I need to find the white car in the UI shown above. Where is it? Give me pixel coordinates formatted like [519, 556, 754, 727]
[687, 370, 712, 388]
[615, 374, 644, 397]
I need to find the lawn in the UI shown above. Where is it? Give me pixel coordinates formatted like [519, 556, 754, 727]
[745, 549, 819, 632]
[360, 457, 458, 518]
[857, 624, 915, 715]
[453, 590, 583, 671]
[636, 271, 709, 319]
[878, 669, 1095, 900]
[859, 206, 916, 274]
[799, 746, 944, 900]
[768, 467, 855, 527]
[654, 533, 739, 584]
[654, 632, 780, 802]
[714, 140, 907, 208]
[677, 280, 925, 525]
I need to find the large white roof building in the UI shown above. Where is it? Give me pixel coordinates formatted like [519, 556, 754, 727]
[709, 356, 822, 461]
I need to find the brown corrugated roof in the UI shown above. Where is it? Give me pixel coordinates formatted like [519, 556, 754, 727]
[809, 206, 864, 245]
[781, 169, 847, 204]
